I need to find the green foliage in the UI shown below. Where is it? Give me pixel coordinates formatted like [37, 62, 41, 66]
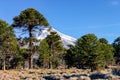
[10, 48, 30, 69]
[20, 48, 30, 59]
[99, 39, 114, 66]
[12, 8, 49, 68]
[0, 20, 17, 53]
[0, 19, 18, 70]
[13, 8, 49, 28]
[65, 34, 114, 71]
[9, 55, 23, 69]
[113, 37, 120, 65]
[45, 32, 65, 68]
[99, 38, 108, 44]
[37, 39, 50, 68]
[65, 45, 78, 68]
[77, 34, 100, 70]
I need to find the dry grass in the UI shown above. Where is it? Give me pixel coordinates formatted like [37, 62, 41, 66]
[0, 67, 119, 80]
[109, 66, 120, 69]
[0, 69, 87, 80]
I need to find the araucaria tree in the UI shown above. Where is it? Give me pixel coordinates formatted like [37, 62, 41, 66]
[0, 20, 18, 70]
[76, 34, 100, 71]
[12, 8, 49, 68]
[113, 37, 120, 65]
[65, 34, 114, 71]
[99, 38, 114, 66]
[46, 32, 65, 68]
[37, 39, 50, 68]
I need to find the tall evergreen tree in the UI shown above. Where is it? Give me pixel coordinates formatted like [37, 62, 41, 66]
[17, 37, 39, 69]
[99, 38, 114, 66]
[0, 20, 18, 70]
[37, 39, 50, 68]
[77, 34, 100, 71]
[12, 8, 49, 68]
[65, 45, 78, 68]
[113, 37, 120, 65]
[46, 32, 65, 68]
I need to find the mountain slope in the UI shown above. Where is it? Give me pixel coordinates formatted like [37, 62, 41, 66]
[36, 27, 77, 49]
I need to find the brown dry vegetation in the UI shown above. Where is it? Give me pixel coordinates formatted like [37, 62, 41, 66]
[0, 67, 120, 80]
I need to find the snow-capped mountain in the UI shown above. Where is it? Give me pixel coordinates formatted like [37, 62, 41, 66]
[36, 27, 77, 49]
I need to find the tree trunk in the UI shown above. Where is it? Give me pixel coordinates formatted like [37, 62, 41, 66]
[49, 44, 53, 69]
[3, 59, 6, 70]
[23, 60, 25, 69]
[49, 54, 52, 69]
[28, 27, 33, 69]
[91, 64, 96, 72]
[91, 66, 94, 72]
[29, 57, 31, 69]
[50, 60, 52, 69]
[29, 55, 33, 69]
[24, 59, 29, 69]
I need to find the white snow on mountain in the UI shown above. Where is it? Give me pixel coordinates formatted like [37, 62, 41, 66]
[36, 27, 77, 49]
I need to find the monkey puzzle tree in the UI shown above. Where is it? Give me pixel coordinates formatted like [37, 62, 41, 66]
[0, 20, 18, 70]
[46, 32, 65, 68]
[12, 8, 49, 68]
[37, 39, 50, 68]
[76, 34, 101, 71]
[65, 45, 79, 68]
[113, 37, 120, 65]
[99, 38, 114, 66]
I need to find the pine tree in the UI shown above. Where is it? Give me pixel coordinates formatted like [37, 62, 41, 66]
[99, 38, 114, 66]
[76, 34, 100, 71]
[37, 39, 50, 68]
[12, 8, 49, 69]
[113, 37, 120, 65]
[45, 32, 65, 68]
[0, 20, 18, 70]
[65, 45, 78, 68]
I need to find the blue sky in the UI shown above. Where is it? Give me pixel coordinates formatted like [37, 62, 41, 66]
[0, 0, 120, 43]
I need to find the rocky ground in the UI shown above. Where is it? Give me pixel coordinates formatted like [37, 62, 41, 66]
[0, 67, 120, 80]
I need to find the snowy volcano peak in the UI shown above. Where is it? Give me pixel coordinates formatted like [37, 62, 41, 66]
[36, 27, 77, 49]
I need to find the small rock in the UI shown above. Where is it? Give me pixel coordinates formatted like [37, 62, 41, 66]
[79, 76, 91, 80]
[70, 77, 79, 80]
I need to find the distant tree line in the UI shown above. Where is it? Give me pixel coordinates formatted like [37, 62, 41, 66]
[0, 8, 120, 71]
